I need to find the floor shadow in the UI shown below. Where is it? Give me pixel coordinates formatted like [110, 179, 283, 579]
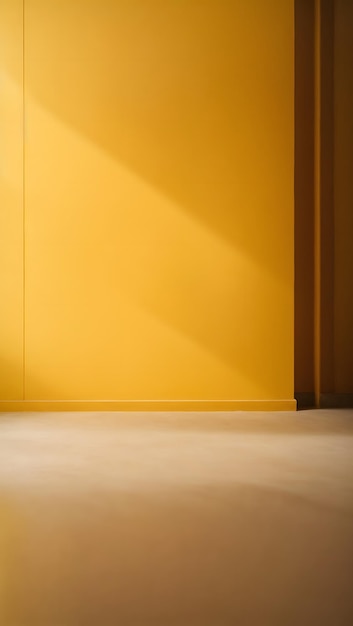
[2, 483, 353, 626]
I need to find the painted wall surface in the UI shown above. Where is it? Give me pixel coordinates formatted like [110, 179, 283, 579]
[294, 0, 353, 403]
[1, 1, 294, 408]
[294, 0, 315, 395]
[0, 0, 23, 400]
[334, 0, 353, 393]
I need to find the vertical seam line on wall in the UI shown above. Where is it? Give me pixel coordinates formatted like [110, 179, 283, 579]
[22, 0, 25, 400]
[321, 0, 335, 394]
[314, 0, 321, 407]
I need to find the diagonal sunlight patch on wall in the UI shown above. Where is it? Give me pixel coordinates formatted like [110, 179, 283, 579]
[24, 92, 291, 401]
[22, 0, 293, 293]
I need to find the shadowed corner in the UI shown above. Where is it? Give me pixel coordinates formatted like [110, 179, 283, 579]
[0, 355, 59, 409]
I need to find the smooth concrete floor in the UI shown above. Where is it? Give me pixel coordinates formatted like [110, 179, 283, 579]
[0, 409, 352, 626]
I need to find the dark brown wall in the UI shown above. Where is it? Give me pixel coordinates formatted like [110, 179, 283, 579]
[334, 0, 353, 393]
[294, 0, 315, 396]
[295, 0, 353, 403]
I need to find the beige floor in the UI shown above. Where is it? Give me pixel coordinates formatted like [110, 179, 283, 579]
[0, 409, 352, 625]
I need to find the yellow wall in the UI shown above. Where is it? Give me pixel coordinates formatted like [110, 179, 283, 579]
[0, 0, 23, 400]
[1, 0, 295, 410]
[334, 0, 353, 393]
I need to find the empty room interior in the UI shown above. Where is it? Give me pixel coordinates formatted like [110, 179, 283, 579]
[0, 1, 353, 624]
